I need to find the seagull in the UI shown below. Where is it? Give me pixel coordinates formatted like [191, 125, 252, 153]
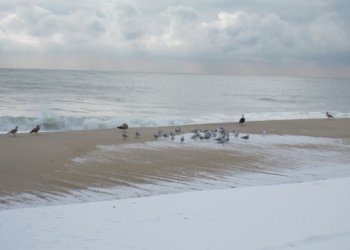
[122, 133, 128, 140]
[153, 134, 159, 140]
[117, 123, 128, 132]
[170, 134, 175, 142]
[239, 114, 245, 126]
[191, 133, 199, 140]
[7, 126, 18, 136]
[180, 136, 185, 143]
[326, 112, 334, 119]
[216, 137, 228, 144]
[30, 125, 40, 134]
[135, 131, 141, 139]
[175, 127, 181, 134]
[241, 134, 249, 140]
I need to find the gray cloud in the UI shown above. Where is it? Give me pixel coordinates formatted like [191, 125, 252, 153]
[0, 0, 349, 76]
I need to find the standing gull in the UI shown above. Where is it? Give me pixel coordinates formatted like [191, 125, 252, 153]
[30, 125, 40, 134]
[239, 114, 245, 126]
[175, 127, 181, 134]
[326, 112, 334, 119]
[7, 126, 18, 136]
[122, 133, 128, 140]
[241, 135, 249, 140]
[117, 123, 128, 132]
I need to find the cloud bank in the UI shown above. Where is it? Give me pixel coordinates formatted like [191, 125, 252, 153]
[0, 0, 349, 76]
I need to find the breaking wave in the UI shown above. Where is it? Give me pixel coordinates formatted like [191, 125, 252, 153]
[1, 109, 349, 133]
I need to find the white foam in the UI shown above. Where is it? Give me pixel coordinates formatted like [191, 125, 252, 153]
[1, 111, 350, 133]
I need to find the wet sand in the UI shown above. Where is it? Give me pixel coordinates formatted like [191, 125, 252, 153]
[1, 118, 349, 205]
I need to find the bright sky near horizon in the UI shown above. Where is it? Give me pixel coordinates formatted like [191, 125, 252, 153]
[0, 0, 349, 77]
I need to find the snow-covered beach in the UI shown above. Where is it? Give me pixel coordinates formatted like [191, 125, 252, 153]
[1, 177, 350, 250]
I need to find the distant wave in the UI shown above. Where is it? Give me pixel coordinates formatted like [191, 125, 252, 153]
[1, 111, 349, 133]
[258, 97, 300, 104]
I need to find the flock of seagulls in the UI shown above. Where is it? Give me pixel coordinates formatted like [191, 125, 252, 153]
[116, 122, 252, 144]
[5, 112, 336, 138]
[115, 115, 252, 144]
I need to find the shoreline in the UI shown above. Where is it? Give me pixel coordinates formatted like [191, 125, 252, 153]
[2, 116, 350, 136]
[1, 118, 349, 207]
[3, 117, 350, 136]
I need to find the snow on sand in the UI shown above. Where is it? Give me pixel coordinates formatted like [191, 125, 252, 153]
[1, 177, 350, 250]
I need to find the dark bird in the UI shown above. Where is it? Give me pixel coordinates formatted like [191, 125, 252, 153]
[326, 112, 334, 119]
[7, 126, 18, 136]
[117, 123, 128, 132]
[239, 114, 245, 125]
[158, 129, 162, 136]
[175, 127, 181, 134]
[122, 133, 128, 140]
[30, 125, 40, 134]
[241, 134, 249, 140]
[180, 136, 185, 143]
[135, 131, 141, 139]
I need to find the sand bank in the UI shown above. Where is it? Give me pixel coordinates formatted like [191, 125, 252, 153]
[0, 118, 349, 205]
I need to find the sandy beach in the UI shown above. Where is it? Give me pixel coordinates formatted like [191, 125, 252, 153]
[1, 118, 349, 206]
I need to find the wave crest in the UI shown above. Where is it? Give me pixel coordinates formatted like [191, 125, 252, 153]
[1, 110, 349, 133]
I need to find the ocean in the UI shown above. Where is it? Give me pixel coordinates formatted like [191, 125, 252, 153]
[1, 68, 349, 133]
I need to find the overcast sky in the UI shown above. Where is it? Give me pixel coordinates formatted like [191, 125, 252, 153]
[0, 0, 349, 77]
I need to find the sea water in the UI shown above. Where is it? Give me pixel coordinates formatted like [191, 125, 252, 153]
[1, 68, 349, 132]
